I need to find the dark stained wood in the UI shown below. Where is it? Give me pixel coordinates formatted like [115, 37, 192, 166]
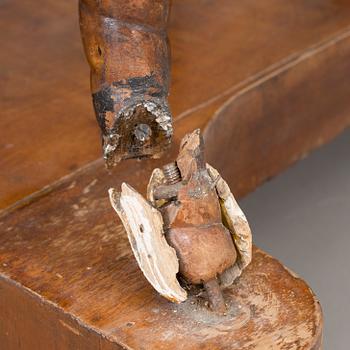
[2, 0, 350, 208]
[79, 0, 173, 165]
[162, 132, 237, 288]
[0, 0, 99, 209]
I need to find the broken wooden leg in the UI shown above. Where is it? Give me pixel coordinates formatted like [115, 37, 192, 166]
[203, 278, 227, 314]
[79, 0, 172, 166]
[109, 129, 251, 312]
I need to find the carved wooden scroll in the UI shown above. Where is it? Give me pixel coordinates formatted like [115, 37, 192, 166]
[79, 0, 172, 166]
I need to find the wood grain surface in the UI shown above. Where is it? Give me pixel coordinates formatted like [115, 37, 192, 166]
[3, 0, 350, 348]
[1, 0, 350, 208]
[0, 160, 322, 348]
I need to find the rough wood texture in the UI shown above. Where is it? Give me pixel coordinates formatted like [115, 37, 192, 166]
[109, 183, 187, 303]
[109, 130, 252, 313]
[4, 0, 350, 347]
[1, 0, 350, 208]
[0, 161, 322, 348]
[79, 0, 173, 165]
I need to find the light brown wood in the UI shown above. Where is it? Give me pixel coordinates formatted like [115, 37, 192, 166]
[0, 132, 322, 348]
[0, 167, 323, 348]
[79, 0, 173, 164]
[109, 183, 187, 303]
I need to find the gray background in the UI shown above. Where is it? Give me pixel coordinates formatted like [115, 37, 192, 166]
[239, 128, 350, 349]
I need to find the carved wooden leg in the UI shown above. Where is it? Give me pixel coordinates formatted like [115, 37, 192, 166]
[79, 0, 172, 166]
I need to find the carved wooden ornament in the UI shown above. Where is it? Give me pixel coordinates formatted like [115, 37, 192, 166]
[109, 130, 252, 310]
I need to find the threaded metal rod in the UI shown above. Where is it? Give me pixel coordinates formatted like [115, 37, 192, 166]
[204, 278, 227, 314]
[162, 162, 181, 185]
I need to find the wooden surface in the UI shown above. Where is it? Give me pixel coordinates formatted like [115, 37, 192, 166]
[1, 0, 350, 208]
[0, 160, 322, 348]
[4, 0, 350, 348]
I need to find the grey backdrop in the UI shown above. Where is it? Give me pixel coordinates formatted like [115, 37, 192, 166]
[239, 128, 350, 349]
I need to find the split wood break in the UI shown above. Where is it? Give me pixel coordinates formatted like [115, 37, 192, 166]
[3, 0, 350, 348]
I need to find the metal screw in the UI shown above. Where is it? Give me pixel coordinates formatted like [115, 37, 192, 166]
[134, 123, 152, 142]
[162, 162, 181, 185]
